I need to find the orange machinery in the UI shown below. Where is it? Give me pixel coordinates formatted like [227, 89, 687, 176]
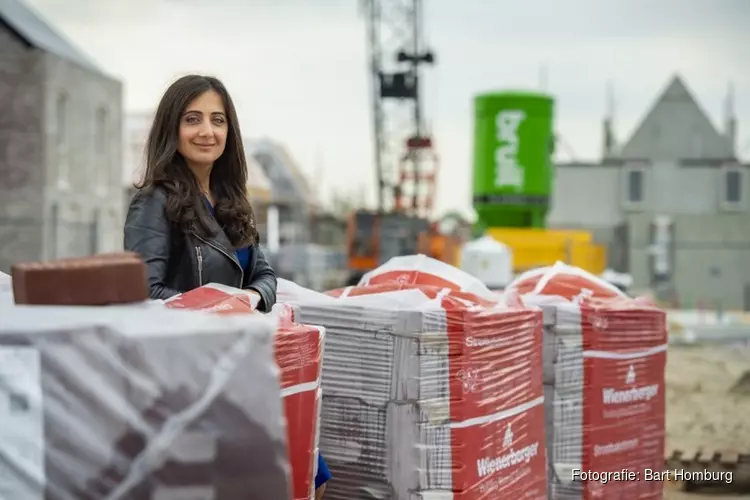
[346, 211, 459, 285]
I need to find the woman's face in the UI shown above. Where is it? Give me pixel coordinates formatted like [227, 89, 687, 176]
[178, 89, 228, 169]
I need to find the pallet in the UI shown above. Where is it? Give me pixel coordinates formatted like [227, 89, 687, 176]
[664, 449, 750, 492]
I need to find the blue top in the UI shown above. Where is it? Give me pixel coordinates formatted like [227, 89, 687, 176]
[204, 197, 251, 270]
[315, 453, 332, 489]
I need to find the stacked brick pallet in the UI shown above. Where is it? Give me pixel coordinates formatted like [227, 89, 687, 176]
[165, 285, 325, 500]
[278, 258, 548, 499]
[505, 262, 668, 499]
[0, 305, 291, 499]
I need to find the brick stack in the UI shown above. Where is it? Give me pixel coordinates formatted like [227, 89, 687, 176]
[0, 305, 290, 499]
[165, 284, 325, 500]
[505, 262, 668, 500]
[278, 273, 548, 499]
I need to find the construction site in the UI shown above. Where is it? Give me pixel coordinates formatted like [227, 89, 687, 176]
[0, 0, 748, 498]
[343, 6, 750, 496]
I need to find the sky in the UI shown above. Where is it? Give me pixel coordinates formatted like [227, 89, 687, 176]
[23, 0, 750, 218]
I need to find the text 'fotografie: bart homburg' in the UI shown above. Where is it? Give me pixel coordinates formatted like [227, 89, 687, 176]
[572, 468, 733, 484]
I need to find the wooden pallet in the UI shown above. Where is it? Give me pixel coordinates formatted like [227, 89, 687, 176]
[664, 449, 750, 492]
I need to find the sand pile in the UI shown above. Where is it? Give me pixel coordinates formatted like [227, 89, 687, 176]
[730, 370, 750, 395]
[666, 344, 750, 454]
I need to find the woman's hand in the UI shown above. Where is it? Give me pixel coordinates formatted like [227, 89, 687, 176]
[315, 484, 326, 500]
[246, 289, 261, 309]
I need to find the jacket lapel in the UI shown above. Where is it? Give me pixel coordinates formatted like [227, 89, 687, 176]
[202, 216, 242, 269]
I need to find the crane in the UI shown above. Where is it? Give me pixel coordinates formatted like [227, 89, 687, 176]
[346, 0, 450, 284]
[363, 0, 438, 216]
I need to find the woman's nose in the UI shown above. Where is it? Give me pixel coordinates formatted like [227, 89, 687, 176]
[197, 119, 213, 136]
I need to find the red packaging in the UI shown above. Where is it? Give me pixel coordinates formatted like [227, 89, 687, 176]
[283, 279, 548, 499]
[165, 285, 324, 499]
[164, 283, 260, 314]
[276, 321, 324, 499]
[507, 262, 667, 499]
[356, 254, 499, 303]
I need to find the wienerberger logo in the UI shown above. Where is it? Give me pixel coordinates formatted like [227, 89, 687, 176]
[476, 442, 539, 478]
[502, 424, 513, 448]
[602, 363, 660, 404]
[602, 385, 659, 404]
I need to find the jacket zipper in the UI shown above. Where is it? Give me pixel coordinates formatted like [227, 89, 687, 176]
[195, 246, 203, 285]
[193, 233, 244, 288]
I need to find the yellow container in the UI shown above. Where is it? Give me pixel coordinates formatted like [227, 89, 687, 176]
[486, 228, 607, 274]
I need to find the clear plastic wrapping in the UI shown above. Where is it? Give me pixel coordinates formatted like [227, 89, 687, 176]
[0, 305, 291, 500]
[506, 262, 668, 500]
[278, 274, 548, 499]
[164, 282, 261, 313]
[357, 253, 499, 303]
[164, 284, 325, 500]
[0, 270, 12, 305]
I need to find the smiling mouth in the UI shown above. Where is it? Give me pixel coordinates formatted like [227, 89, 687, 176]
[195, 144, 215, 148]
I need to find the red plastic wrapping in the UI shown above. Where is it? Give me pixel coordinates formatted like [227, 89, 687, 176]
[357, 253, 500, 303]
[163, 283, 260, 314]
[164, 284, 324, 500]
[507, 262, 667, 499]
[326, 282, 498, 308]
[274, 305, 325, 500]
[277, 274, 548, 499]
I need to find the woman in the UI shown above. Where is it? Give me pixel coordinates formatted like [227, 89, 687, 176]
[124, 74, 332, 497]
[124, 74, 275, 310]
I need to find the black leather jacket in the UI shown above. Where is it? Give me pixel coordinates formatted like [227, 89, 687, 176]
[123, 187, 277, 312]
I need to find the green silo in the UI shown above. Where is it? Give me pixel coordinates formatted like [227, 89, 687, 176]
[472, 91, 555, 229]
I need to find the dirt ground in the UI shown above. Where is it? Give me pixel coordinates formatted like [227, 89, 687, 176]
[664, 344, 750, 498]
[665, 344, 750, 454]
[665, 492, 749, 499]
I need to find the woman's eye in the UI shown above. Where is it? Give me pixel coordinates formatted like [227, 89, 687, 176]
[186, 116, 200, 124]
[213, 117, 226, 124]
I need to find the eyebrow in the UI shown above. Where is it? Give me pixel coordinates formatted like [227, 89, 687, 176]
[182, 110, 226, 117]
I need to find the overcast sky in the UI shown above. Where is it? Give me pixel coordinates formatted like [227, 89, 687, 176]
[24, 0, 750, 217]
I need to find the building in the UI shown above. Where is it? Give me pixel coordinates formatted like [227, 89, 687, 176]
[548, 75, 749, 309]
[246, 138, 322, 246]
[0, 0, 123, 272]
[122, 112, 152, 190]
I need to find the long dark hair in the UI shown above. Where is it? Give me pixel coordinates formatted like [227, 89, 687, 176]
[136, 75, 258, 247]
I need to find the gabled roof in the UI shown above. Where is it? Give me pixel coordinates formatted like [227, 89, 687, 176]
[620, 74, 733, 161]
[0, 0, 99, 72]
[246, 138, 320, 210]
[246, 152, 273, 203]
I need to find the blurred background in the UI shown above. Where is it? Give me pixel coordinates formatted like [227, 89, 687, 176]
[2, 0, 750, 304]
[0, 1, 749, 495]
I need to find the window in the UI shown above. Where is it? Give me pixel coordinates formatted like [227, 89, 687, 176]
[627, 169, 643, 203]
[720, 165, 744, 211]
[56, 94, 69, 184]
[95, 108, 108, 191]
[90, 209, 100, 254]
[48, 203, 59, 260]
[725, 170, 742, 204]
